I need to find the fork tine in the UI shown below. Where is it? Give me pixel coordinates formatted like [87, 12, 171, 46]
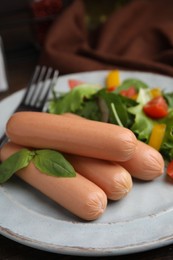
[0, 65, 58, 148]
[32, 67, 53, 106]
[39, 69, 59, 109]
[21, 65, 41, 104]
[26, 66, 47, 105]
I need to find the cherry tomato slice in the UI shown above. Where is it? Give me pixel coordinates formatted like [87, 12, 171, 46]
[120, 86, 137, 98]
[143, 96, 168, 119]
[68, 79, 84, 89]
[167, 161, 173, 179]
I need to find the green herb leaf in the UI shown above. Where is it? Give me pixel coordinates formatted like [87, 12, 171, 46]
[33, 150, 76, 177]
[0, 149, 34, 184]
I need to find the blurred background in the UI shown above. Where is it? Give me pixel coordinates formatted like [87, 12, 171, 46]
[0, 0, 131, 99]
[0, 0, 70, 97]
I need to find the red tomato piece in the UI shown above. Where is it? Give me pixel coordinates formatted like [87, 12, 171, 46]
[167, 161, 173, 179]
[68, 79, 84, 89]
[143, 96, 168, 119]
[107, 86, 116, 92]
[120, 86, 137, 98]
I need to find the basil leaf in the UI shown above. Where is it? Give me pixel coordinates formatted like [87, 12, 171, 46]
[33, 150, 76, 177]
[0, 149, 34, 184]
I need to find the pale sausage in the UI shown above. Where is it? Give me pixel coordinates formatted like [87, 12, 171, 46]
[65, 154, 133, 200]
[63, 114, 164, 181]
[0, 142, 107, 221]
[6, 111, 137, 162]
[119, 141, 164, 180]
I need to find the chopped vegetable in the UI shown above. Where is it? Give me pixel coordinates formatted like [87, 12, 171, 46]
[167, 160, 173, 179]
[106, 70, 120, 91]
[150, 88, 162, 98]
[68, 79, 85, 89]
[120, 86, 137, 99]
[143, 96, 168, 119]
[148, 124, 166, 151]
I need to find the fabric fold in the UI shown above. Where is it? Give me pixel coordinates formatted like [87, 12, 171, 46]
[41, 0, 173, 76]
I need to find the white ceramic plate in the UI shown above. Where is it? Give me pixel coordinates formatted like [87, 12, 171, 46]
[0, 70, 173, 256]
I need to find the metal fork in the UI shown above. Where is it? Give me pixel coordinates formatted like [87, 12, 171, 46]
[0, 65, 59, 148]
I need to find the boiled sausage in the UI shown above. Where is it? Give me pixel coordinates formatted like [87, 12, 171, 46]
[6, 111, 137, 162]
[0, 142, 107, 221]
[65, 154, 133, 200]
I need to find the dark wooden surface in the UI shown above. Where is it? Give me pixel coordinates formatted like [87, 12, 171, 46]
[0, 230, 173, 260]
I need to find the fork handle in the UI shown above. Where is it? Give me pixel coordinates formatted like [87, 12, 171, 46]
[0, 134, 8, 149]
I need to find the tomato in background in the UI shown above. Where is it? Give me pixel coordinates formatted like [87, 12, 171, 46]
[167, 161, 173, 179]
[68, 79, 84, 89]
[120, 86, 137, 99]
[143, 96, 168, 119]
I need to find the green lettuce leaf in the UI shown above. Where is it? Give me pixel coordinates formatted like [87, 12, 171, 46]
[163, 92, 173, 108]
[48, 84, 100, 114]
[128, 88, 154, 142]
[159, 111, 173, 161]
[76, 98, 102, 121]
[114, 78, 148, 94]
[98, 88, 137, 127]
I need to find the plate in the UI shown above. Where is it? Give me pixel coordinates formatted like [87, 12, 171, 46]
[0, 70, 173, 256]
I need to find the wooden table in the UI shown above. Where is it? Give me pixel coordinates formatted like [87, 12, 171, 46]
[0, 55, 173, 260]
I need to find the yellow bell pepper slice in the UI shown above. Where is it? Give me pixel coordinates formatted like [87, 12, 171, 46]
[106, 70, 120, 91]
[148, 123, 166, 151]
[150, 88, 162, 98]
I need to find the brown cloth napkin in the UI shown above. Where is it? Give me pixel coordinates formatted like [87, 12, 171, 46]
[41, 0, 173, 76]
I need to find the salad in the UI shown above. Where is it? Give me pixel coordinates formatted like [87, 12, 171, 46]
[48, 70, 173, 179]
